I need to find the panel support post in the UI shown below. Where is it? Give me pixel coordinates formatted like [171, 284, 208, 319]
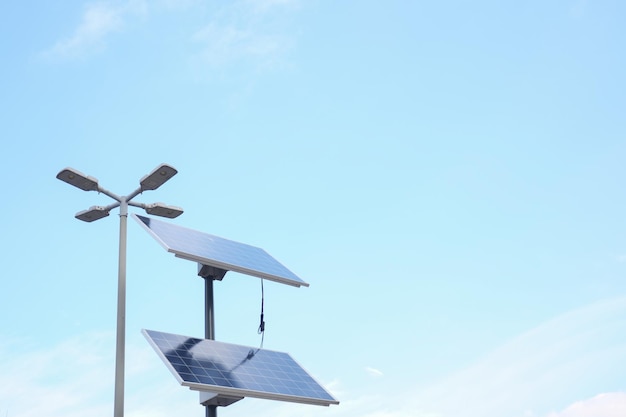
[197, 263, 227, 417]
[205, 276, 216, 341]
[205, 276, 217, 417]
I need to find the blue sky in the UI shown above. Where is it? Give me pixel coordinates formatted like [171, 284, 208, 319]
[1, 0, 626, 416]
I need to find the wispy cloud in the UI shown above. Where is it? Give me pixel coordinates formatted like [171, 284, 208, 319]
[0, 332, 198, 417]
[406, 296, 626, 417]
[242, 0, 300, 14]
[365, 366, 384, 377]
[43, 3, 124, 59]
[41, 0, 297, 72]
[191, 0, 297, 72]
[42, 1, 147, 59]
[156, 0, 199, 10]
[0, 332, 113, 417]
[547, 392, 626, 417]
[192, 23, 292, 69]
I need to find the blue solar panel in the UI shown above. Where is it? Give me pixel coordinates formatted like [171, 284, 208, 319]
[133, 214, 308, 287]
[143, 329, 339, 406]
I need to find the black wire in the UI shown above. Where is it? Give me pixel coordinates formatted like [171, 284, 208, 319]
[257, 278, 265, 349]
[246, 279, 267, 360]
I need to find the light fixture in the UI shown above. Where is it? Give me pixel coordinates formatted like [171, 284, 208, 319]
[145, 202, 184, 218]
[75, 206, 110, 222]
[140, 163, 178, 191]
[56, 168, 99, 191]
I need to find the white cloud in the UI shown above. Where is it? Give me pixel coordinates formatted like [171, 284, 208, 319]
[43, 3, 124, 58]
[547, 392, 626, 417]
[156, 0, 199, 10]
[0, 332, 113, 417]
[192, 23, 291, 68]
[41, 0, 297, 70]
[243, 0, 300, 14]
[190, 0, 297, 72]
[365, 366, 384, 377]
[0, 332, 199, 417]
[42, 0, 147, 59]
[402, 296, 626, 417]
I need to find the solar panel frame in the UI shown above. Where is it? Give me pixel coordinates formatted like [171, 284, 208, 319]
[132, 214, 309, 287]
[142, 329, 339, 407]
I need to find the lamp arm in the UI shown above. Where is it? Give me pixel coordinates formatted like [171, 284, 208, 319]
[98, 186, 123, 202]
[104, 202, 122, 211]
[127, 201, 147, 209]
[126, 187, 143, 202]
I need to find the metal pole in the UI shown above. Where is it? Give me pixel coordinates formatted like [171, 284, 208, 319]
[205, 278, 217, 417]
[114, 198, 128, 417]
[205, 278, 215, 340]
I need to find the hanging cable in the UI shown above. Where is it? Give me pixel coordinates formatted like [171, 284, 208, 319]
[247, 279, 266, 360]
[257, 278, 265, 349]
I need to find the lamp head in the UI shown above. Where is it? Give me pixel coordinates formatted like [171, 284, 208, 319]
[75, 206, 110, 222]
[145, 202, 184, 218]
[57, 168, 99, 191]
[140, 163, 178, 191]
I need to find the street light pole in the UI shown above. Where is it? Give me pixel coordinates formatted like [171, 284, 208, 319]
[114, 197, 128, 417]
[57, 164, 183, 417]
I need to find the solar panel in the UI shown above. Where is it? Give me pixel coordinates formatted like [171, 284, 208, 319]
[132, 214, 308, 287]
[143, 329, 339, 407]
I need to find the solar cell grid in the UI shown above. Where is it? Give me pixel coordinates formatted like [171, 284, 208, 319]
[133, 214, 308, 287]
[143, 329, 338, 406]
